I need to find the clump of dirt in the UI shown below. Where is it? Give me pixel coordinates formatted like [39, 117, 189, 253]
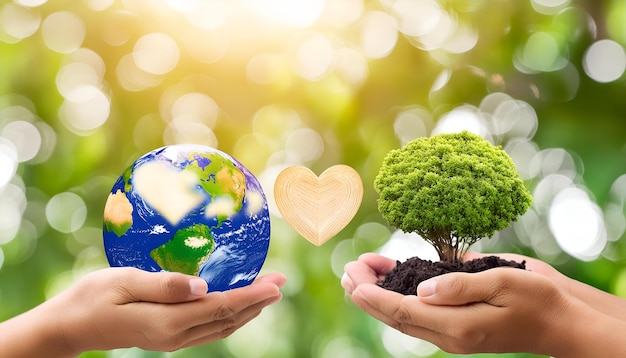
[378, 256, 526, 295]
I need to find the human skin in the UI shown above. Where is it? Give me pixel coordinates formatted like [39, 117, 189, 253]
[343, 253, 626, 357]
[0, 267, 286, 357]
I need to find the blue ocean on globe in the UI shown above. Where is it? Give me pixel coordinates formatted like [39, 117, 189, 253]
[103, 144, 270, 292]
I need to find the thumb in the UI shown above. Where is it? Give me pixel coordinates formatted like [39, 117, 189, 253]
[113, 268, 208, 303]
[417, 269, 516, 306]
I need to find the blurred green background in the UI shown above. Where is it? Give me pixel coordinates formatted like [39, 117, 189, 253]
[1, 0, 625, 357]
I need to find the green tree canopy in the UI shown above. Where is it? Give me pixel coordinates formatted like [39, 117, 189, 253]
[375, 131, 533, 262]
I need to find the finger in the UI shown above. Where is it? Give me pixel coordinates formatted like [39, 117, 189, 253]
[341, 272, 355, 294]
[351, 283, 419, 323]
[178, 294, 280, 348]
[178, 281, 282, 329]
[350, 284, 437, 338]
[344, 255, 396, 288]
[109, 267, 208, 304]
[253, 272, 287, 288]
[417, 268, 541, 306]
[343, 261, 378, 287]
[351, 283, 478, 338]
[358, 253, 397, 276]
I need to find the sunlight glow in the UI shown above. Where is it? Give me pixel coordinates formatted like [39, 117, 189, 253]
[174, 0, 231, 30]
[246, 0, 325, 29]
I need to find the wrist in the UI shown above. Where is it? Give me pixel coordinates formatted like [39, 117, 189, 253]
[548, 298, 626, 357]
[0, 305, 77, 358]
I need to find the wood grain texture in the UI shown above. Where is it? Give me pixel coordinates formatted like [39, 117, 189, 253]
[274, 165, 363, 246]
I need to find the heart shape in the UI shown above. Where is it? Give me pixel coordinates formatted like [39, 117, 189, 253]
[274, 165, 363, 246]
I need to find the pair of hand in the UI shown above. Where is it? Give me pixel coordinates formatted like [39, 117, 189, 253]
[342, 252, 626, 357]
[0, 268, 286, 357]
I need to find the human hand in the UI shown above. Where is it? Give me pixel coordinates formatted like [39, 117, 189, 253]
[464, 252, 626, 322]
[0, 267, 286, 357]
[343, 254, 575, 355]
[342, 253, 626, 356]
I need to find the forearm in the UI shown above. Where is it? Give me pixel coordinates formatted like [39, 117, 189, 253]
[0, 305, 76, 358]
[564, 277, 626, 322]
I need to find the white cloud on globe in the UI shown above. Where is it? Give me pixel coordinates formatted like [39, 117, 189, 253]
[184, 236, 210, 249]
[206, 196, 236, 218]
[134, 161, 204, 225]
[245, 190, 266, 216]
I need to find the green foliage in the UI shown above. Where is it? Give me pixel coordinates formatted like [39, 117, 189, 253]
[375, 131, 532, 262]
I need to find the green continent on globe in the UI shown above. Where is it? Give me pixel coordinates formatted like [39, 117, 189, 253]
[103, 189, 133, 237]
[150, 224, 215, 275]
[185, 152, 246, 222]
[122, 164, 133, 193]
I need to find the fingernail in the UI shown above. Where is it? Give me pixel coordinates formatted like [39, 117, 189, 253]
[417, 279, 437, 297]
[189, 278, 208, 296]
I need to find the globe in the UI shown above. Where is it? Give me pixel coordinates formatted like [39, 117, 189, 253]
[102, 144, 270, 292]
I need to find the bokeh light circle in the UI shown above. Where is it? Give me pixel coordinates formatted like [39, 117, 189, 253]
[1, 120, 42, 162]
[0, 3, 41, 40]
[0, 138, 18, 187]
[45, 192, 87, 234]
[392, 0, 442, 37]
[583, 39, 626, 83]
[58, 85, 110, 134]
[41, 11, 85, 53]
[133, 32, 180, 75]
[172, 93, 219, 128]
[293, 33, 334, 81]
[393, 107, 432, 145]
[360, 11, 398, 59]
[0, 183, 26, 245]
[56, 62, 101, 99]
[549, 187, 607, 261]
[15, 0, 48, 7]
[285, 127, 324, 163]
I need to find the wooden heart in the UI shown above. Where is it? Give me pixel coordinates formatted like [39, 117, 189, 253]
[274, 165, 363, 246]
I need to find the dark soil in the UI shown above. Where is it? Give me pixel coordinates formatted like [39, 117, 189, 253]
[378, 256, 526, 295]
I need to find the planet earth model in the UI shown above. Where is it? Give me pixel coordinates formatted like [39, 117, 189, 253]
[103, 144, 270, 292]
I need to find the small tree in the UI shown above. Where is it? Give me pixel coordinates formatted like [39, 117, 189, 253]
[374, 131, 532, 263]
